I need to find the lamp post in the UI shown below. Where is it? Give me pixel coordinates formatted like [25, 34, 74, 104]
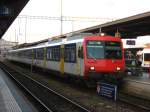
[60, 0, 63, 35]
[25, 16, 27, 43]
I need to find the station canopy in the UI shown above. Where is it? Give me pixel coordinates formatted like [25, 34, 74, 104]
[0, 0, 29, 39]
[76, 11, 150, 39]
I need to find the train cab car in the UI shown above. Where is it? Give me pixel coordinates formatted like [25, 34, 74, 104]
[83, 35, 125, 82]
[141, 48, 150, 69]
[7, 33, 125, 86]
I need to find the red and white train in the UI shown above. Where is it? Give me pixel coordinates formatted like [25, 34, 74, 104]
[7, 33, 125, 85]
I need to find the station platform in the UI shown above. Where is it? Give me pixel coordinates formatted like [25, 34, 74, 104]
[126, 72, 150, 84]
[0, 68, 38, 112]
[124, 72, 150, 100]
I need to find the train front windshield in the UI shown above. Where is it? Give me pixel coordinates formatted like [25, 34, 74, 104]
[86, 41, 122, 59]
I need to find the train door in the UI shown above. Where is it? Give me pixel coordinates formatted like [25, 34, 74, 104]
[60, 44, 64, 75]
[142, 49, 150, 68]
[78, 44, 84, 76]
[64, 43, 77, 75]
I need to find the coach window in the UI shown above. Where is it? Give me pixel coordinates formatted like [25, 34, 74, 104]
[78, 46, 83, 59]
[26, 50, 32, 59]
[23, 51, 25, 57]
[34, 49, 36, 59]
[18, 52, 20, 57]
[16, 52, 19, 57]
[51, 47, 54, 60]
[70, 48, 74, 62]
[25, 50, 28, 58]
[25, 50, 27, 58]
[53, 46, 60, 61]
[52, 47, 55, 60]
[26, 50, 28, 58]
[54, 47, 57, 60]
[48, 46, 60, 61]
[64, 44, 76, 63]
[20, 51, 22, 57]
[23, 51, 26, 57]
[37, 48, 44, 60]
[49, 48, 52, 60]
[29, 50, 32, 59]
[65, 47, 69, 61]
[56, 46, 60, 61]
[46, 47, 52, 60]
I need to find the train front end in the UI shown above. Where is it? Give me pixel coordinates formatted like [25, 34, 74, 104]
[83, 35, 125, 82]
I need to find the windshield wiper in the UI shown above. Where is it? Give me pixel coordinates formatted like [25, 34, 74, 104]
[89, 54, 97, 60]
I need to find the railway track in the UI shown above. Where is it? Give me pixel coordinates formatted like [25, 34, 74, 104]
[1, 61, 150, 112]
[0, 62, 90, 112]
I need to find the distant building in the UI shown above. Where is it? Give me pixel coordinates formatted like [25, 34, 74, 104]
[0, 39, 18, 57]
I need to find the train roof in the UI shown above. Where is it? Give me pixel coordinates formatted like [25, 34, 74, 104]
[84, 35, 121, 40]
[9, 37, 84, 52]
[45, 33, 92, 47]
[9, 44, 46, 52]
[46, 39, 83, 47]
[9, 34, 121, 52]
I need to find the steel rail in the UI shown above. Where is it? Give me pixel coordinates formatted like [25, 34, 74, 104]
[0, 62, 52, 112]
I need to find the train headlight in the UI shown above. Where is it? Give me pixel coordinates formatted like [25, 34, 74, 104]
[90, 66, 95, 71]
[116, 67, 121, 71]
[100, 33, 105, 36]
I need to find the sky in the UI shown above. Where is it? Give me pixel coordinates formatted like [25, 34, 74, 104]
[2, 0, 150, 43]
